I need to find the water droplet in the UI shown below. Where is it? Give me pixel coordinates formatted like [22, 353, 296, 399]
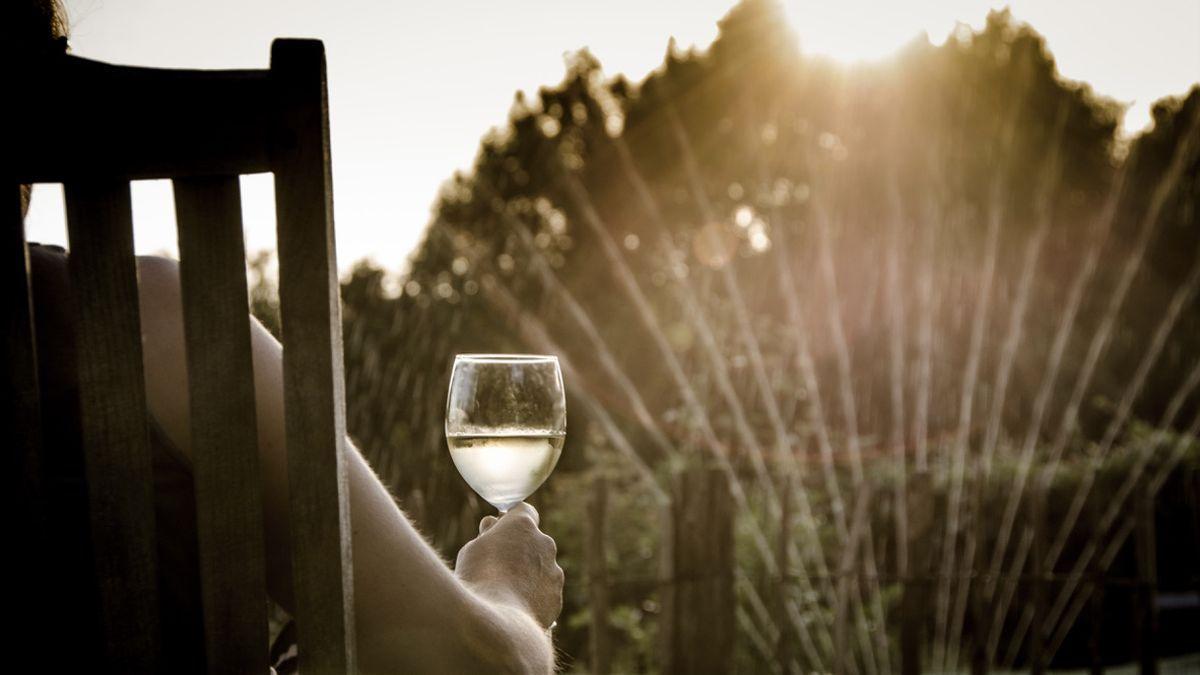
[380, 275, 403, 299]
[749, 222, 772, 252]
[773, 178, 792, 205]
[571, 102, 588, 124]
[734, 205, 755, 228]
[693, 222, 737, 269]
[605, 114, 624, 137]
[761, 123, 778, 145]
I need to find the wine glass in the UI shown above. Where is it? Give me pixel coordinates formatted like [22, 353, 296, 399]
[445, 354, 566, 513]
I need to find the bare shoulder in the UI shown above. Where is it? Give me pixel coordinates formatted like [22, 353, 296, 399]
[136, 254, 181, 287]
[133, 252, 184, 357]
[135, 255, 182, 329]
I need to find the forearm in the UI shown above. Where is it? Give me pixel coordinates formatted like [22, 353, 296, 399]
[214, 331, 553, 672]
[135, 256, 551, 672]
[346, 448, 553, 674]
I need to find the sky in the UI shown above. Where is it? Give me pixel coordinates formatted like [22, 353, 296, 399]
[24, 0, 1200, 275]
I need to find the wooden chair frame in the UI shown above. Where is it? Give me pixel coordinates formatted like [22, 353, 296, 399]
[5, 40, 356, 673]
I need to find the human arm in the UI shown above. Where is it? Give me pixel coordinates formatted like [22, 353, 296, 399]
[134, 255, 561, 673]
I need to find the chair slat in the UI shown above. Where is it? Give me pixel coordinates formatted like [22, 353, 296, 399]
[15, 56, 272, 183]
[63, 180, 159, 672]
[174, 175, 269, 674]
[4, 186, 49, 655]
[4, 185, 44, 521]
[270, 39, 357, 673]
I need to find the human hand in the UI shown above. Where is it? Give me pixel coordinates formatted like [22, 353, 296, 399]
[454, 502, 564, 629]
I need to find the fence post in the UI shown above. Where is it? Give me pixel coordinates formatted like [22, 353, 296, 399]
[901, 469, 932, 675]
[1193, 463, 1200, 618]
[662, 468, 734, 674]
[776, 476, 794, 670]
[833, 586, 848, 675]
[834, 482, 871, 675]
[1087, 493, 1105, 675]
[1193, 464, 1200, 597]
[1029, 481, 1047, 675]
[1133, 481, 1158, 675]
[969, 485, 990, 675]
[587, 476, 612, 675]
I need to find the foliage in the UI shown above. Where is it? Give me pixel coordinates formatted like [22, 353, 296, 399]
[292, 1, 1200, 669]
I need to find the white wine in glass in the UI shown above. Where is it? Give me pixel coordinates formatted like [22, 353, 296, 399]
[445, 355, 566, 513]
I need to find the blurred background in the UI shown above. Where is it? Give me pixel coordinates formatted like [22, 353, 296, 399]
[28, 0, 1200, 671]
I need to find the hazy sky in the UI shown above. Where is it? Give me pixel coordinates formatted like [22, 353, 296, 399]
[25, 0, 1200, 274]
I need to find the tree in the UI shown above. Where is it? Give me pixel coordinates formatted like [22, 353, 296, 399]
[334, 2, 1200, 668]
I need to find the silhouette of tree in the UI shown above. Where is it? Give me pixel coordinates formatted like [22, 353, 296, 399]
[327, 1, 1199, 667]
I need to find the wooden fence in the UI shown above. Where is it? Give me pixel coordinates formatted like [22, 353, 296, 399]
[583, 466, 1199, 674]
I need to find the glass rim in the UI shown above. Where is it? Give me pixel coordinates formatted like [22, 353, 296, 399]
[453, 353, 559, 363]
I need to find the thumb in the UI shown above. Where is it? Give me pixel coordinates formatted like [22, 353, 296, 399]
[479, 515, 498, 534]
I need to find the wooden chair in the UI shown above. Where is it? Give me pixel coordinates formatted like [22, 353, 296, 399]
[5, 40, 356, 672]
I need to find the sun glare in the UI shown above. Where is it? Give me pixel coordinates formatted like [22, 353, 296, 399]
[779, 0, 964, 63]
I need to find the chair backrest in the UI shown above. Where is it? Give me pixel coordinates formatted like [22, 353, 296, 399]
[5, 40, 355, 673]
